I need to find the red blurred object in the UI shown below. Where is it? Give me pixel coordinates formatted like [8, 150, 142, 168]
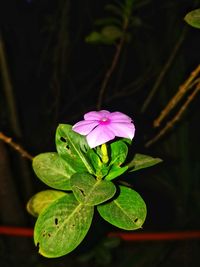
[0, 225, 200, 241]
[0, 226, 33, 237]
[108, 231, 200, 241]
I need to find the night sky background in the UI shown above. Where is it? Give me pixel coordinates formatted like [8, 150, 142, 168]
[0, 0, 200, 266]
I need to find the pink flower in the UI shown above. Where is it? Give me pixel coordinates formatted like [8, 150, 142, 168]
[72, 110, 135, 148]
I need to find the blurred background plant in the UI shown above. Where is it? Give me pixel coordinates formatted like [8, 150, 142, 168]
[0, 0, 200, 266]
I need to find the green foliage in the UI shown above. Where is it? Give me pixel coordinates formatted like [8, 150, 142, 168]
[28, 123, 161, 258]
[70, 173, 116, 206]
[128, 153, 163, 172]
[56, 124, 94, 174]
[86, 148, 110, 179]
[32, 153, 74, 190]
[27, 190, 66, 217]
[106, 165, 128, 181]
[85, 0, 148, 45]
[105, 140, 129, 180]
[85, 26, 124, 45]
[184, 9, 200, 29]
[34, 194, 94, 258]
[110, 139, 128, 165]
[97, 186, 147, 230]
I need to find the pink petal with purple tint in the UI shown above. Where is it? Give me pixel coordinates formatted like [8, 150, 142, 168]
[72, 120, 99, 135]
[107, 122, 135, 140]
[109, 111, 132, 122]
[86, 124, 115, 148]
[84, 110, 110, 121]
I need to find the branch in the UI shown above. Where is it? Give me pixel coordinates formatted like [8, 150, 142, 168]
[141, 28, 187, 113]
[0, 33, 21, 137]
[153, 65, 200, 127]
[0, 132, 33, 161]
[145, 80, 200, 148]
[96, 19, 129, 110]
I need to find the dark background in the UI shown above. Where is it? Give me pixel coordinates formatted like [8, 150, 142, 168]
[0, 0, 199, 266]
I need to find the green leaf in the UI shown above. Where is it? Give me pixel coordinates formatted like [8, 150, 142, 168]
[27, 190, 67, 217]
[34, 194, 94, 258]
[105, 165, 128, 181]
[85, 27, 123, 45]
[128, 153, 162, 172]
[87, 149, 109, 179]
[70, 173, 116, 206]
[132, 0, 151, 10]
[85, 24, 124, 45]
[105, 140, 129, 180]
[87, 148, 101, 167]
[125, 0, 135, 6]
[101, 25, 123, 41]
[124, 0, 134, 17]
[32, 152, 75, 190]
[102, 237, 121, 249]
[184, 9, 200, 29]
[85, 31, 108, 44]
[105, 4, 123, 17]
[97, 186, 147, 230]
[56, 124, 94, 174]
[109, 140, 128, 166]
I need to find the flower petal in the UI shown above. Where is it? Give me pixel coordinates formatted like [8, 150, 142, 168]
[109, 111, 132, 122]
[84, 110, 110, 121]
[86, 125, 115, 148]
[72, 120, 99, 135]
[107, 122, 135, 140]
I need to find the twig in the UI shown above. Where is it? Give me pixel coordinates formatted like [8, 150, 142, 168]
[141, 28, 187, 113]
[96, 39, 124, 110]
[96, 19, 129, 110]
[0, 33, 21, 137]
[105, 67, 157, 103]
[154, 65, 200, 127]
[0, 32, 34, 197]
[0, 132, 33, 160]
[145, 81, 200, 147]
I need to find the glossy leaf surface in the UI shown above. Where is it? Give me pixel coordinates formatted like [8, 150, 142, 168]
[27, 190, 66, 217]
[106, 140, 129, 180]
[56, 124, 94, 174]
[128, 153, 162, 172]
[70, 173, 116, 206]
[97, 186, 147, 230]
[34, 194, 94, 258]
[32, 152, 75, 190]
